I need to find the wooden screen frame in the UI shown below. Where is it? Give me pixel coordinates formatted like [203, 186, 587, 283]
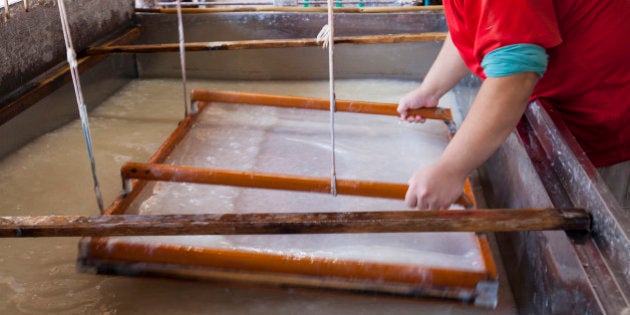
[78, 90, 498, 303]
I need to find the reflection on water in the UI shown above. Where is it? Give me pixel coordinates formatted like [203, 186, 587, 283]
[0, 79, 509, 314]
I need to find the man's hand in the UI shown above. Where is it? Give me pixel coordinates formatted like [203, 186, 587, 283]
[397, 87, 440, 123]
[405, 72, 539, 210]
[397, 33, 468, 124]
[405, 162, 467, 210]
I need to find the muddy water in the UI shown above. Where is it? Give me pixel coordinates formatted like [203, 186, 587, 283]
[0, 79, 513, 314]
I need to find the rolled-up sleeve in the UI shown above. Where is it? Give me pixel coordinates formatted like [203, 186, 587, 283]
[481, 44, 548, 77]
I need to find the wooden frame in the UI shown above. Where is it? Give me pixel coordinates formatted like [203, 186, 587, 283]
[79, 90, 498, 304]
[0, 208, 589, 237]
[85, 33, 447, 56]
[135, 6, 444, 14]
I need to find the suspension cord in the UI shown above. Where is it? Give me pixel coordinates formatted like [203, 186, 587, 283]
[57, 0, 105, 213]
[317, 1, 338, 196]
[3, 0, 10, 19]
[175, 0, 190, 116]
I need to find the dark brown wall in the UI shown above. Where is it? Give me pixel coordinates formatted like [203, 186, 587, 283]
[0, 0, 134, 99]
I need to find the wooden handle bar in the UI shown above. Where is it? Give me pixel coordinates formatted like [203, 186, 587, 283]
[135, 6, 444, 14]
[0, 208, 589, 237]
[191, 89, 453, 121]
[121, 162, 473, 207]
[84, 33, 447, 56]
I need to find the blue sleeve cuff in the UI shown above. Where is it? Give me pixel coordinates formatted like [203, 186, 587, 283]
[481, 44, 548, 78]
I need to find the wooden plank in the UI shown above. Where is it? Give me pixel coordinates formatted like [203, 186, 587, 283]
[0, 208, 590, 237]
[83, 237, 489, 291]
[135, 6, 444, 14]
[0, 27, 141, 126]
[120, 162, 473, 207]
[84, 33, 447, 56]
[190, 89, 453, 121]
[81, 238, 495, 292]
[477, 235, 498, 280]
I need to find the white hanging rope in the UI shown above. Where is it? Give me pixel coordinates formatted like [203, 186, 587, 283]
[3, 0, 10, 19]
[317, 2, 337, 196]
[175, 0, 190, 116]
[57, 0, 105, 213]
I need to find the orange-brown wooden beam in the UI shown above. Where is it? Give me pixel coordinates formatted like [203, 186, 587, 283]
[135, 6, 444, 14]
[84, 33, 447, 56]
[121, 162, 474, 207]
[0, 208, 590, 238]
[191, 89, 454, 122]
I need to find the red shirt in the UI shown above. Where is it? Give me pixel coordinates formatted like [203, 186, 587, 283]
[444, 0, 630, 167]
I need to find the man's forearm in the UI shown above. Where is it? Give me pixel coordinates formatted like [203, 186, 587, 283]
[438, 72, 539, 177]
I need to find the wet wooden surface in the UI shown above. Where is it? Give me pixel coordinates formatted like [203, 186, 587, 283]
[135, 6, 444, 14]
[191, 89, 453, 121]
[85, 33, 446, 55]
[120, 162, 473, 206]
[0, 208, 589, 237]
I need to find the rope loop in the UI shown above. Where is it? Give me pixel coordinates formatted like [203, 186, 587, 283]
[316, 24, 330, 49]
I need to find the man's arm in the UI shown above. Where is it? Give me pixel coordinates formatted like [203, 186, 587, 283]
[405, 72, 539, 209]
[398, 33, 470, 122]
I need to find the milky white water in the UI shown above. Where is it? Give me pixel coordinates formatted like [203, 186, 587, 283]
[113, 88, 483, 271]
[0, 79, 514, 314]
